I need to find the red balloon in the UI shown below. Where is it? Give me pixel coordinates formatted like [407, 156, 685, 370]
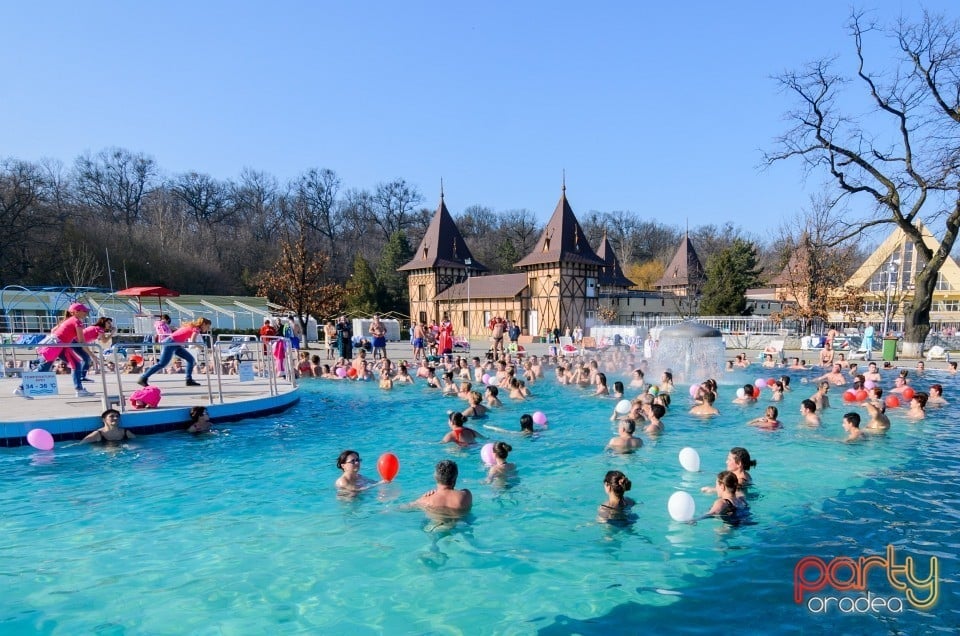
[347, 368, 358, 378]
[902, 387, 915, 401]
[752, 386, 761, 398]
[766, 378, 777, 387]
[885, 395, 901, 408]
[377, 453, 399, 482]
[855, 390, 868, 401]
[843, 390, 857, 402]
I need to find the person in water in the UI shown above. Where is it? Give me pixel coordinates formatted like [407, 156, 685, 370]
[702, 447, 756, 493]
[597, 470, 634, 523]
[441, 411, 484, 446]
[414, 459, 472, 512]
[606, 418, 643, 452]
[334, 450, 380, 492]
[186, 406, 213, 433]
[80, 409, 136, 443]
[704, 470, 748, 521]
[486, 441, 516, 481]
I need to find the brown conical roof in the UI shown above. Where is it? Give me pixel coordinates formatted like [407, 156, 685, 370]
[596, 233, 636, 288]
[770, 233, 810, 286]
[654, 233, 704, 289]
[514, 188, 605, 268]
[398, 193, 488, 272]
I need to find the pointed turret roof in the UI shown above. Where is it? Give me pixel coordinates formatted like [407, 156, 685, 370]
[770, 233, 811, 287]
[596, 232, 636, 288]
[654, 233, 704, 289]
[398, 192, 488, 272]
[514, 187, 605, 268]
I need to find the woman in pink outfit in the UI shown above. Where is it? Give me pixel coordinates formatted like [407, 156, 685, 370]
[138, 318, 211, 386]
[17, 302, 91, 398]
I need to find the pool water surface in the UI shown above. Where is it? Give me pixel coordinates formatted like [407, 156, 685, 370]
[1, 365, 957, 634]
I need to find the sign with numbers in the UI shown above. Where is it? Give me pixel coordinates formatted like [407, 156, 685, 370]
[239, 361, 255, 382]
[22, 372, 59, 396]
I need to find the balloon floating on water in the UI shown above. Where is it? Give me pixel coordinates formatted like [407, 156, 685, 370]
[377, 453, 399, 482]
[27, 428, 54, 451]
[678, 447, 700, 472]
[668, 491, 696, 522]
[615, 399, 632, 415]
[480, 443, 495, 466]
[532, 411, 548, 426]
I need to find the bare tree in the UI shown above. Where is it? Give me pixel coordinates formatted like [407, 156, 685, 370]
[73, 148, 158, 227]
[62, 243, 104, 288]
[370, 178, 424, 242]
[291, 168, 342, 255]
[766, 10, 960, 356]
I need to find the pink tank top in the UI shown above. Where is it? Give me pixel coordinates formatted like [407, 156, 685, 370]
[170, 326, 199, 344]
[51, 316, 83, 343]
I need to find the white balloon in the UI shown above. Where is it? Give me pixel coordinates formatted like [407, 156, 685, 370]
[668, 491, 696, 522]
[614, 399, 632, 415]
[736, 387, 745, 399]
[678, 447, 700, 472]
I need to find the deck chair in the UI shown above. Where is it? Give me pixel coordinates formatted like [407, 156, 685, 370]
[925, 345, 947, 361]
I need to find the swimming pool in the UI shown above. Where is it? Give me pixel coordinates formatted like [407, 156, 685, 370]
[2, 365, 957, 634]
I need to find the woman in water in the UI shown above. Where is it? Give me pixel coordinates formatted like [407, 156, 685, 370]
[597, 470, 635, 523]
[594, 372, 609, 396]
[334, 450, 380, 492]
[80, 409, 136, 443]
[462, 391, 488, 418]
[704, 470, 748, 521]
[186, 406, 213, 433]
[441, 411, 484, 446]
[906, 391, 927, 420]
[702, 447, 756, 493]
[486, 441, 516, 481]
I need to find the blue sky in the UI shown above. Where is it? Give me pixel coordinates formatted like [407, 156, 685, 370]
[2, 1, 954, 238]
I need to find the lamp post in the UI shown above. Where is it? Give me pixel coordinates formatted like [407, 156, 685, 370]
[465, 258, 472, 341]
[882, 259, 900, 338]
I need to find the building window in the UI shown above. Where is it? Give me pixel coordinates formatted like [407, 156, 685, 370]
[418, 285, 426, 301]
[586, 277, 597, 298]
[530, 277, 539, 297]
[462, 310, 469, 329]
[419, 311, 427, 324]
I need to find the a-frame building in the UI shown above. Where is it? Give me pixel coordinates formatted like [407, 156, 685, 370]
[514, 186, 605, 336]
[397, 191, 487, 328]
[838, 223, 960, 326]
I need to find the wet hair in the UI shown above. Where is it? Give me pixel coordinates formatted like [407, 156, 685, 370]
[844, 412, 861, 428]
[101, 408, 120, 421]
[520, 413, 534, 432]
[930, 383, 943, 395]
[336, 449, 359, 470]
[742, 384, 756, 397]
[448, 412, 466, 428]
[189, 406, 207, 423]
[435, 459, 459, 487]
[773, 381, 784, 392]
[912, 392, 928, 409]
[597, 373, 607, 387]
[716, 470, 739, 493]
[899, 369, 909, 379]
[766, 406, 778, 419]
[779, 375, 790, 387]
[604, 470, 632, 499]
[650, 403, 666, 419]
[662, 371, 673, 383]
[801, 399, 816, 413]
[613, 381, 624, 394]
[493, 441, 512, 460]
[486, 385, 499, 397]
[469, 390, 483, 404]
[658, 393, 671, 409]
[729, 447, 756, 470]
[702, 390, 716, 405]
[621, 419, 636, 435]
[869, 386, 882, 399]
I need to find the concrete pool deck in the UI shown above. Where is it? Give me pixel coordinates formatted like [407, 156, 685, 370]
[0, 369, 299, 447]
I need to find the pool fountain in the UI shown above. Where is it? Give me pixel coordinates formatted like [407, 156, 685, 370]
[650, 320, 726, 384]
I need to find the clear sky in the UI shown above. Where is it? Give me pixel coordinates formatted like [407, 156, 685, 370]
[2, 1, 955, 239]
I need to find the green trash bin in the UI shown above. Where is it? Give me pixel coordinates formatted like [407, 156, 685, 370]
[882, 337, 898, 362]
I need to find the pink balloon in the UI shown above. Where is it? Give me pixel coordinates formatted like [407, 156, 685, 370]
[335, 367, 347, 378]
[481, 374, 491, 384]
[754, 378, 766, 388]
[480, 443, 495, 466]
[532, 411, 548, 426]
[689, 383, 700, 398]
[27, 428, 54, 451]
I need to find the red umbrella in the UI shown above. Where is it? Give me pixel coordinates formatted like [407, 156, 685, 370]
[115, 286, 180, 314]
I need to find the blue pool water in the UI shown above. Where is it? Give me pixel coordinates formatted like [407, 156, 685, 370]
[1, 366, 958, 634]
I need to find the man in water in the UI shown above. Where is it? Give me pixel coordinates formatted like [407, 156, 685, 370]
[415, 460, 472, 512]
[799, 399, 821, 427]
[842, 412, 863, 442]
